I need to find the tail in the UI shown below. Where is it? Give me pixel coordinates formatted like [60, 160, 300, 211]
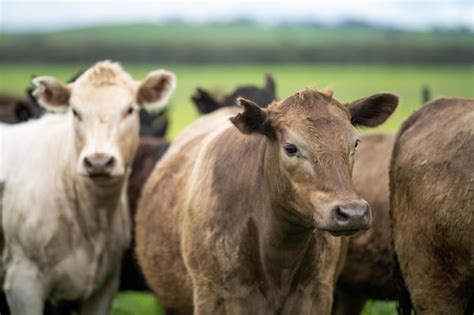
[393, 252, 413, 315]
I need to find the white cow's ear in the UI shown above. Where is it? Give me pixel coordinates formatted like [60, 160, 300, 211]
[32, 76, 71, 113]
[136, 70, 176, 112]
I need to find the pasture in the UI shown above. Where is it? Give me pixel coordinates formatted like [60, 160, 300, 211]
[0, 63, 472, 315]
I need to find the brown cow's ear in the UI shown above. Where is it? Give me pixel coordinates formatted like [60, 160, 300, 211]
[230, 98, 274, 138]
[32, 76, 71, 112]
[347, 93, 399, 127]
[137, 70, 176, 111]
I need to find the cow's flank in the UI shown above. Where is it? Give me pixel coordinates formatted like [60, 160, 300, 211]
[390, 97, 474, 314]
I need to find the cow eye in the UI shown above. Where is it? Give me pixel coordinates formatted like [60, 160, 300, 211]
[284, 143, 298, 157]
[124, 106, 134, 117]
[354, 139, 360, 149]
[72, 108, 82, 121]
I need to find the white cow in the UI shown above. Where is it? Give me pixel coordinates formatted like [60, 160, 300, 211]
[0, 61, 176, 315]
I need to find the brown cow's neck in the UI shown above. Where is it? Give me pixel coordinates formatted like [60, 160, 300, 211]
[252, 141, 317, 302]
[257, 204, 314, 299]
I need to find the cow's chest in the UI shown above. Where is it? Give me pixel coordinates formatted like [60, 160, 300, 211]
[23, 203, 129, 302]
[48, 230, 120, 301]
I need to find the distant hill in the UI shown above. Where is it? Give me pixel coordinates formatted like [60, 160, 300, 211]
[1, 21, 473, 63]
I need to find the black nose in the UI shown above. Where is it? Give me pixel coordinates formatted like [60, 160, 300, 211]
[83, 153, 115, 176]
[332, 202, 371, 232]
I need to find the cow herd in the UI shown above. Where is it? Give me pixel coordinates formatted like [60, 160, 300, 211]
[0, 61, 472, 315]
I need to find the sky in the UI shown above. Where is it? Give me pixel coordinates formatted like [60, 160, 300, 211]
[1, 0, 473, 32]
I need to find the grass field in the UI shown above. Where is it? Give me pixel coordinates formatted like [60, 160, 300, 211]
[1, 63, 473, 139]
[0, 63, 473, 314]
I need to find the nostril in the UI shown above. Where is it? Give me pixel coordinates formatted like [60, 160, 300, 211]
[105, 157, 115, 169]
[334, 206, 350, 222]
[83, 157, 93, 169]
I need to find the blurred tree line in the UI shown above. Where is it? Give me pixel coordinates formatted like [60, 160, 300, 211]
[0, 21, 472, 63]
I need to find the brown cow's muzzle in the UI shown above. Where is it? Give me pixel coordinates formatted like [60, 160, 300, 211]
[323, 201, 371, 236]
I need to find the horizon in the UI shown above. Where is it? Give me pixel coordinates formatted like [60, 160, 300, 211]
[1, 0, 473, 33]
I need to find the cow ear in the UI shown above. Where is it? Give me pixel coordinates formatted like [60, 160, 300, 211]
[347, 93, 399, 127]
[32, 76, 71, 112]
[230, 98, 274, 138]
[137, 70, 176, 112]
[191, 88, 221, 114]
[264, 74, 276, 97]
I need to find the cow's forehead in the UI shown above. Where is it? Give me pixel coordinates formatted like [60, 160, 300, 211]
[70, 84, 135, 109]
[67, 61, 137, 109]
[74, 61, 136, 88]
[271, 89, 350, 120]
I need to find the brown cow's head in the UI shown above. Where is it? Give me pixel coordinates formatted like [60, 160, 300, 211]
[32, 61, 176, 180]
[231, 89, 398, 235]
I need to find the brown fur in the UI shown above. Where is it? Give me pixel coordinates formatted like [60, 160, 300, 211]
[390, 97, 474, 314]
[136, 89, 398, 314]
[0, 94, 42, 124]
[333, 133, 397, 315]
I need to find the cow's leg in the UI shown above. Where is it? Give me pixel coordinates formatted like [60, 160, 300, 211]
[332, 288, 366, 315]
[397, 243, 467, 314]
[79, 268, 119, 315]
[193, 284, 261, 315]
[4, 260, 45, 315]
[407, 275, 466, 315]
[193, 284, 229, 315]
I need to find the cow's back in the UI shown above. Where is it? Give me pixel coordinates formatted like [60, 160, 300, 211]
[390, 98, 474, 313]
[135, 107, 236, 310]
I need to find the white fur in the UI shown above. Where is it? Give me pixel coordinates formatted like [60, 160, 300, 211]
[1, 115, 131, 314]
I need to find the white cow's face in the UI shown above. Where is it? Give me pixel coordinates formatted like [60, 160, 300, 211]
[32, 61, 176, 180]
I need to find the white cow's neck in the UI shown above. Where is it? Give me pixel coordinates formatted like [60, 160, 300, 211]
[61, 124, 128, 235]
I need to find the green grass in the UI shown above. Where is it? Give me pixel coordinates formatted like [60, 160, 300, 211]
[111, 292, 163, 315]
[109, 292, 398, 315]
[1, 63, 473, 139]
[0, 63, 473, 314]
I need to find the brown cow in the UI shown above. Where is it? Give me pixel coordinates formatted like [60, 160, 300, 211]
[136, 89, 398, 314]
[189, 81, 399, 314]
[390, 98, 474, 314]
[333, 133, 397, 315]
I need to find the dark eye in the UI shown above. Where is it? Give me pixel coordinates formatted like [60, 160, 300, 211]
[284, 143, 298, 157]
[72, 108, 81, 121]
[355, 139, 361, 149]
[126, 107, 134, 115]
